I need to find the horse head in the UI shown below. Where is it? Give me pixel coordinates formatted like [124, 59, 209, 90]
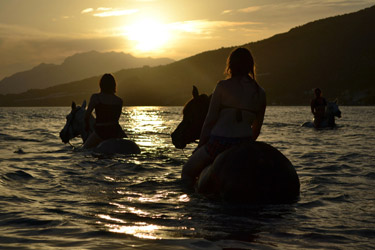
[59, 100, 92, 144]
[326, 100, 341, 118]
[323, 100, 341, 128]
[171, 86, 211, 149]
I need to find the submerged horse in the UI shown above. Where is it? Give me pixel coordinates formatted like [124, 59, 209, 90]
[302, 100, 341, 128]
[171, 86, 300, 203]
[59, 101, 140, 154]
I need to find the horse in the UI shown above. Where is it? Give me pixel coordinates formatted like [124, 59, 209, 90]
[302, 100, 341, 128]
[59, 101, 141, 154]
[171, 86, 300, 203]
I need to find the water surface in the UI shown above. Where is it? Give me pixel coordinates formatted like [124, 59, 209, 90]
[0, 106, 374, 249]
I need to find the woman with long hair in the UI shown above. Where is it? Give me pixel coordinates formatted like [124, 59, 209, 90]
[181, 47, 267, 187]
[83, 73, 127, 149]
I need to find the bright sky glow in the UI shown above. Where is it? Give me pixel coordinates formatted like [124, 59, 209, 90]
[123, 19, 170, 52]
[0, 0, 373, 79]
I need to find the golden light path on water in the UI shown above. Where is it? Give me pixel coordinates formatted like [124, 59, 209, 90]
[96, 193, 192, 239]
[125, 106, 169, 147]
[97, 106, 191, 239]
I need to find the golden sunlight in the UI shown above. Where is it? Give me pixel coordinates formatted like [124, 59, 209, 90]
[123, 18, 170, 52]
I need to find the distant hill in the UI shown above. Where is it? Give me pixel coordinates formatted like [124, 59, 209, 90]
[0, 51, 174, 94]
[0, 5, 374, 106]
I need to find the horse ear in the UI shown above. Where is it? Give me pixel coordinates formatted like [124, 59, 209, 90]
[192, 85, 199, 98]
[334, 99, 338, 104]
[81, 100, 86, 109]
[71, 101, 76, 110]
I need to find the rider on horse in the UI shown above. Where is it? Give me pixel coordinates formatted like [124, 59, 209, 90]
[310, 88, 327, 128]
[83, 73, 127, 149]
[181, 47, 266, 188]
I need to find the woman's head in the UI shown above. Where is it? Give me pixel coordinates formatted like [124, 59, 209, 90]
[225, 47, 255, 79]
[314, 88, 322, 97]
[99, 73, 117, 94]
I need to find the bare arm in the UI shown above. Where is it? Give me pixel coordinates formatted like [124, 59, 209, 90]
[84, 94, 96, 131]
[252, 91, 266, 141]
[198, 83, 222, 147]
[311, 99, 316, 115]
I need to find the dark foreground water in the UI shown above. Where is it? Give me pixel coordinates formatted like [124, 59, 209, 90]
[0, 106, 374, 250]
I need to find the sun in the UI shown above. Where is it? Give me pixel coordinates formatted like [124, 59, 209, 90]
[123, 18, 170, 52]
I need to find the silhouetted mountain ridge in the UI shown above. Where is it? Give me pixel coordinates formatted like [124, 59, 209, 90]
[0, 5, 374, 106]
[0, 51, 174, 94]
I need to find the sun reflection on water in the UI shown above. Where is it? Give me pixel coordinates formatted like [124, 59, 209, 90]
[125, 107, 166, 133]
[178, 194, 190, 202]
[97, 213, 189, 239]
[100, 214, 160, 239]
[93, 106, 191, 240]
[112, 223, 159, 239]
[122, 107, 172, 148]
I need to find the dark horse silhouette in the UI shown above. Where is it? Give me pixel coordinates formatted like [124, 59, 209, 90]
[60, 101, 140, 154]
[171, 86, 300, 203]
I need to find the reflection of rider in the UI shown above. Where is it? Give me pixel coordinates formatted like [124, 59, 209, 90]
[83, 73, 127, 149]
[310, 88, 327, 128]
[181, 47, 267, 188]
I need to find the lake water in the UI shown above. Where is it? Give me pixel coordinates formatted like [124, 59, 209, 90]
[0, 106, 374, 250]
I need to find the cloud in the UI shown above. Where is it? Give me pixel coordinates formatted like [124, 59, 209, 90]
[238, 6, 262, 13]
[81, 8, 94, 14]
[221, 10, 233, 15]
[221, 6, 262, 15]
[97, 7, 112, 11]
[81, 7, 139, 17]
[169, 19, 260, 36]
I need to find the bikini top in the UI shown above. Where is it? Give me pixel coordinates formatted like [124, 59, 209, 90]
[220, 104, 258, 122]
[220, 76, 261, 122]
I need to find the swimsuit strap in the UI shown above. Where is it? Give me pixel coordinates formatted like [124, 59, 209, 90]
[219, 76, 260, 122]
[220, 104, 258, 122]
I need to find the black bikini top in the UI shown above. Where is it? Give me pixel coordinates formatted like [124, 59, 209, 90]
[220, 104, 258, 122]
[220, 76, 261, 122]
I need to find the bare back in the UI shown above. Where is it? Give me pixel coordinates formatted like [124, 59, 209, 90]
[201, 76, 266, 141]
[207, 76, 266, 138]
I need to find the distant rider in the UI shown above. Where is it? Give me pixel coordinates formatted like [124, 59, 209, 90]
[310, 88, 327, 128]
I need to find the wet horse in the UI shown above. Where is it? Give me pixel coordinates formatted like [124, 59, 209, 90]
[60, 101, 140, 154]
[302, 100, 341, 128]
[171, 86, 300, 203]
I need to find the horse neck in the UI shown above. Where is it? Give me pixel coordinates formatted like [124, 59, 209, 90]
[78, 113, 95, 143]
[324, 108, 335, 126]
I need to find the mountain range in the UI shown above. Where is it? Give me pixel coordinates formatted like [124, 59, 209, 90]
[0, 51, 174, 94]
[0, 5, 374, 106]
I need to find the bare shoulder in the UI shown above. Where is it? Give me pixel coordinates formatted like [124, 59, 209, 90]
[114, 95, 123, 105]
[216, 78, 235, 91]
[107, 94, 123, 105]
[90, 93, 100, 103]
[257, 85, 266, 104]
[258, 85, 266, 96]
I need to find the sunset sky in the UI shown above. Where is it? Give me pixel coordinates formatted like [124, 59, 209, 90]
[0, 0, 373, 80]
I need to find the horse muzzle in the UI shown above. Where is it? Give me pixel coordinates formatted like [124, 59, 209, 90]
[171, 130, 187, 149]
[59, 129, 70, 144]
[171, 134, 186, 149]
